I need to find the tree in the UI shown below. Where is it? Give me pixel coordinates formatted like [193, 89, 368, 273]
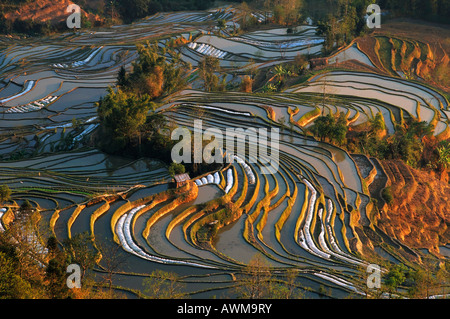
[217, 18, 226, 30]
[341, 4, 357, 43]
[239, 1, 252, 30]
[406, 118, 434, 139]
[63, 232, 98, 283]
[116, 66, 129, 87]
[198, 55, 221, 92]
[1, 205, 45, 280]
[272, 5, 286, 25]
[437, 140, 450, 171]
[235, 254, 272, 299]
[309, 113, 334, 142]
[273, 64, 287, 84]
[95, 239, 127, 292]
[269, 268, 304, 299]
[435, 264, 450, 298]
[0, 184, 11, 204]
[162, 51, 189, 95]
[0, 251, 34, 298]
[97, 45, 179, 160]
[19, 199, 33, 214]
[45, 257, 69, 299]
[309, 112, 348, 146]
[124, 41, 189, 98]
[117, 0, 149, 23]
[381, 186, 393, 204]
[142, 269, 186, 299]
[240, 75, 254, 93]
[387, 118, 433, 168]
[96, 87, 154, 152]
[0, 204, 51, 297]
[46, 235, 59, 256]
[0, 13, 12, 34]
[369, 112, 386, 137]
[330, 111, 348, 146]
[168, 162, 185, 177]
[384, 264, 407, 297]
[265, 0, 303, 25]
[278, 116, 287, 132]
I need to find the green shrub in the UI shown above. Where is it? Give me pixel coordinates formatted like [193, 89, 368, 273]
[382, 186, 393, 204]
[0, 184, 11, 204]
[168, 162, 185, 177]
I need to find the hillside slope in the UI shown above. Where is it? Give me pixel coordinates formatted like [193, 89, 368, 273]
[378, 159, 450, 255]
[355, 19, 450, 92]
[3, 0, 100, 25]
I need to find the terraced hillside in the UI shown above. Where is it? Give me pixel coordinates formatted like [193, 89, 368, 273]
[378, 160, 450, 254]
[354, 20, 450, 92]
[0, 6, 448, 299]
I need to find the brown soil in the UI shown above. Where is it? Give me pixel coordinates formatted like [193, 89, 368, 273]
[4, 0, 101, 25]
[355, 35, 388, 74]
[377, 160, 450, 255]
[333, 59, 382, 74]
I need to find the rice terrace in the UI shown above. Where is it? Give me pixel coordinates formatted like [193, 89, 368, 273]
[0, 0, 449, 301]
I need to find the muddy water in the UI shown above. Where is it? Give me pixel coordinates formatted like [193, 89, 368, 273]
[194, 184, 223, 205]
[214, 215, 264, 265]
[70, 201, 105, 237]
[92, 199, 127, 242]
[53, 205, 77, 242]
[259, 199, 292, 257]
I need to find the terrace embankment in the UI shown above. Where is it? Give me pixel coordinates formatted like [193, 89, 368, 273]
[355, 19, 450, 92]
[377, 160, 450, 256]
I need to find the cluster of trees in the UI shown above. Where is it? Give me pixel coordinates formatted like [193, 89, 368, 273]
[198, 55, 226, 93]
[97, 41, 224, 177]
[374, 261, 450, 299]
[260, 57, 308, 93]
[309, 109, 448, 173]
[233, 254, 305, 299]
[168, 162, 185, 177]
[108, 0, 217, 23]
[306, 107, 450, 184]
[236, 0, 306, 31]
[315, 0, 373, 53]
[379, 0, 450, 24]
[249, 0, 305, 26]
[309, 112, 348, 146]
[96, 41, 189, 161]
[0, 198, 124, 298]
[348, 116, 443, 170]
[117, 41, 188, 98]
[0, 182, 135, 298]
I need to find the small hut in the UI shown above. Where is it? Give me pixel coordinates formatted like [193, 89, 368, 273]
[173, 173, 190, 188]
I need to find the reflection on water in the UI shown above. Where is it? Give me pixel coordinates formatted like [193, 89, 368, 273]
[104, 155, 166, 177]
[438, 245, 450, 258]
